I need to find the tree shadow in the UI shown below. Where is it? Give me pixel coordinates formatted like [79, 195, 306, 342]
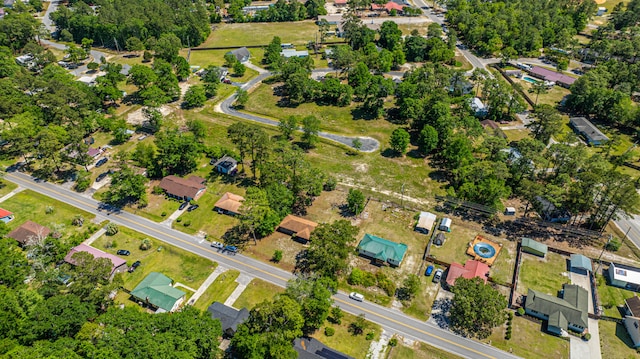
[351, 107, 380, 121]
[406, 149, 424, 159]
[380, 148, 400, 158]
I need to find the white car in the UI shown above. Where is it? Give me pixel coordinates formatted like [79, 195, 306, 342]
[349, 292, 364, 302]
[211, 241, 224, 249]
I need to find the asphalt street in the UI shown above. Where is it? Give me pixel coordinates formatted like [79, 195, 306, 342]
[4, 171, 520, 359]
[614, 216, 640, 251]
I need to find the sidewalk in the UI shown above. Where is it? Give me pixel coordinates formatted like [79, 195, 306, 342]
[224, 273, 253, 308]
[189, 265, 228, 305]
[83, 227, 106, 246]
[0, 186, 24, 203]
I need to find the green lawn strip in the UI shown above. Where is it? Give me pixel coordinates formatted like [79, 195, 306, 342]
[232, 278, 285, 310]
[401, 277, 439, 321]
[203, 22, 322, 48]
[192, 269, 241, 312]
[113, 291, 145, 310]
[599, 320, 639, 359]
[313, 311, 380, 359]
[338, 280, 392, 307]
[597, 274, 637, 318]
[483, 315, 569, 359]
[93, 226, 216, 291]
[601, 0, 628, 12]
[519, 252, 570, 296]
[388, 341, 463, 359]
[502, 129, 531, 142]
[1, 190, 95, 233]
[0, 180, 18, 197]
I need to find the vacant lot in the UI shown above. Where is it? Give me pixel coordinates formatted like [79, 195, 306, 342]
[484, 315, 569, 358]
[312, 312, 380, 359]
[388, 340, 462, 359]
[518, 252, 569, 296]
[203, 22, 323, 48]
[233, 278, 285, 310]
[241, 231, 306, 272]
[93, 226, 216, 291]
[193, 269, 240, 311]
[599, 320, 639, 359]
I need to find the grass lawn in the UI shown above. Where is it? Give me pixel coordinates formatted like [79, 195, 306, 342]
[203, 22, 322, 48]
[93, 226, 217, 291]
[513, 77, 571, 106]
[0, 180, 18, 197]
[233, 278, 285, 310]
[192, 269, 240, 311]
[402, 276, 440, 321]
[241, 231, 306, 272]
[1, 190, 95, 234]
[502, 129, 531, 142]
[518, 252, 570, 296]
[601, 0, 629, 12]
[179, 48, 260, 82]
[599, 320, 639, 359]
[597, 273, 638, 318]
[388, 341, 462, 359]
[313, 312, 380, 359]
[483, 316, 569, 358]
[127, 189, 181, 223]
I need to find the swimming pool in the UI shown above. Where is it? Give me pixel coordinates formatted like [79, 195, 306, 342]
[523, 76, 540, 84]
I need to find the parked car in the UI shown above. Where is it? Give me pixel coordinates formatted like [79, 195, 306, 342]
[349, 292, 364, 302]
[117, 249, 131, 256]
[224, 245, 238, 253]
[96, 172, 109, 182]
[211, 241, 224, 249]
[128, 260, 141, 272]
[433, 268, 444, 283]
[187, 204, 199, 212]
[425, 265, 434, 276]
[222, 79, 232, 84]
[95, 157, 108, 167]
[179, 202, 189, 210]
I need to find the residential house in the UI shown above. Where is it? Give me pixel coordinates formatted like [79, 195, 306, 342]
[525, 284, 589, 335]
[357, 234, 408, 267]
[212, 155, 238, 175]
[569, 117, 609, 146]
[214, 192, 244, 215]
[277, 215, 318, 243]
[521, 237, 548, 257]
[281, 49, 309, 58]
[294, 337, 354, 359]
[317, 14, 343, 25]
[0, 208, 14, 223]
[527, 66, 576, 88]
[371, 1, 405, 13]
[207, 302, 250, 337]
[623, 296, 640, 347]
[470, 97, 487, 117]
[333, 0, 348, 7]
[597, 7, 607, 16]
[242, 5, 270, 14]
[130, 272, 186, 313]
[227, 47, 250, 63]
[87, 147, 103, 158]
[3, 0, 14, 8]
[445, 260, 490, 287]
[534, 196, 571, 223]
[415, 211, 436, 234]
[64, 243, 128, 279]
[608, 262, 640, 291]
[7, 221, 50, 246]
[159, 175, 207, 201]
[570, 254, 592, 274]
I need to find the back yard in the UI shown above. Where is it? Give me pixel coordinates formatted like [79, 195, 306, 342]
[518, 252, 570, 296]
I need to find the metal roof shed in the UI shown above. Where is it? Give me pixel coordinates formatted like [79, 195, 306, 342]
[439, 218, 451, 232]
[521, 237, 548, 257]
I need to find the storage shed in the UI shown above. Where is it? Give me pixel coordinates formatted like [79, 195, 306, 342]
[433, 233, 446, 246]
[415, 212, 436, 234]
[439, 218, 451, 232]
[521, 237, 547, 257]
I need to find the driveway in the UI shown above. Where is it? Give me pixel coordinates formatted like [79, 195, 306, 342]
[569, 271, 602, 359]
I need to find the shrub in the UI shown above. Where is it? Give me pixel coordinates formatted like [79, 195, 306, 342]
[106, 223, 119, 236]
[143, 50, 152, 62]
[72, 215, 85, 227]
[324, 327, 335, 337]
[376, 272, 396, 296]
[517, 308, 525, 316]
[140, 238, 152, 250]
[324, 176, 337, 191]
[161, 211, 167, 217]
[176, 218, 182, 223]
[348, 268, 364, 285]
[183, 220, 191, 227]
[330, 307, 343, 324]
[272, 250, 283, 263]
[583, 333, 591, 341]
[45, 206, 55, 214]
[105, 240, 117, 249]
[388, 338, 398, 347]
[505, 332, 511, 340]
[152, 186, 164, 195]
[606, 238, 622, 252]
[366, 332, 374, 340]
[349, 314, 367, 335]
[508, 312, 514, 321]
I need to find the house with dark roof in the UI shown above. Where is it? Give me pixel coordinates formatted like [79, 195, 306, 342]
[227, 47, 250, 63]
[608, 262, 640, 291]
[525, 284, 588, 335]
[521, 237, 548, 257]
[159, 175, 206, 201]
[294, 337, 354, 359]
[64, 243, 128, 279]
[130, 272, 186, 312]
[357, 234, 408, 267]
[214, 192, 244, 215]
[624, 296, 640, 347]
[278, 215, 318, 243]
[207, 302, 250, 337]
[569, 117, 609, 146]
[0, 208, 14, 223]
[212, 155, 238, 175]
[7, 221, 50, 246]
[445, 260, 490, 287]
[534, 196, 571, 223]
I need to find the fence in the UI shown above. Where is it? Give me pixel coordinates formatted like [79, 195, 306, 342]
[509, 241, 524, 308]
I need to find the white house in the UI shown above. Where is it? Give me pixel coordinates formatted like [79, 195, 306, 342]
[470, 97, 487, 117]
[608, 262, 640, 291]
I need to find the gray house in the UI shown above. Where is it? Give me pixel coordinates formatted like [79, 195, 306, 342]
[525, 284, 588, 335]
[227, 47, 250, 63]
[569, 117, 609, 146]
[207, 302, 250, 337]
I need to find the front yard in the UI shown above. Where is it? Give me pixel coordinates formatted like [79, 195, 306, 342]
[192, 269, 240, 312]
[312, 312, 381, 359]
[388, 340, 462, 359]
[599, 320, 639, 359]
[232, 278, 285, 310]
[483, 315, 569, 358]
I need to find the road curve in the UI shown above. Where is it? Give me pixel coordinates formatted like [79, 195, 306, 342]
[4, 171, 519, 359]
[216, 72, 380, 152]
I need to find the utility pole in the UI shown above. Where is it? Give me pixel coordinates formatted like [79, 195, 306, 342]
[401, 183, 405, 208]
[113, 37, 120, 53]
[595, 234, 612, 276]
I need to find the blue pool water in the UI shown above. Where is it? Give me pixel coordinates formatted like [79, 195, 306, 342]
[523, 76, 540, 84]
[473, 243, 497, 258]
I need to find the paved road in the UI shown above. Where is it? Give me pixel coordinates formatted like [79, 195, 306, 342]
[217, 73, 380, 152]
[4, 171, 519, 359]
[614, 216, 640, 250]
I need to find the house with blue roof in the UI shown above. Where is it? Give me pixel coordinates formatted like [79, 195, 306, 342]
[357, 234, 408, 267]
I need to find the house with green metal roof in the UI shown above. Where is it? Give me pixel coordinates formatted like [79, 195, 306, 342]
[521, 237, 548, 257]
[570, 253, 592, 273]
[524, 284, 588, 335]
[130, 272, 186, 313]
[357, 234, 408, 267]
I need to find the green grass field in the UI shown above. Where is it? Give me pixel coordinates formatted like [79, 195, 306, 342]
[597, 273, 638, 318]
[519, 252, 570, 296]
[0, 180, 17, 198]
[93, 226, 217, 291]
[599, 320, 639, 359]
[388, 341, 463, 359]
[312, 312, 380, 359]
[484, 315, 569, 358]
[126, 191, 181, 223]
[233, 278, 285, 310]
[203, 22, 322, 48]
[192, 269, 240, 311]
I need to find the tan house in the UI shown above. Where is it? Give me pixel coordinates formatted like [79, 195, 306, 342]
[277, 215, 318, 242]
[7, 221, 51, 246]
[159, 175, 206, 201]
[214, 192, 244, 215]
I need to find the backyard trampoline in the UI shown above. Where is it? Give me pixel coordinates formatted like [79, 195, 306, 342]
[473, 243, 497, 258]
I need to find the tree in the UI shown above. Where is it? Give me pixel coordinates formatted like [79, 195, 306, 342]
[105, 223, 119, 236]
[302, 220, 358, 280]
[154, 33, 182, 62]
[347, 188, 365, 215]
[531, 81, 548, 105]
[378, 21, 402, 51]
[173, 56, 191, 81]
[187, 119, 207, 141]
[153, 130, 201, 176]
[266, 183, 294, 219]
[264, 36, 283, 67]
[389, 128, 410, 155]
[142, 107, 163, 133]
[86, 62, 99, 71]
[224, 52, 238, 67]
[240, 187, 280, 242]
[449, 277, 507, 339]
[397, 274, 420, 301]
[234, 89, 248, 108]
[21, 294, 95, 345]
[279, 116, 298, 140]
[103, 165, 148, 207]
[0, 238, 29, 289]
[302, 115, 320, 149]
[527, 104, 563, 143]
[418, 125, 438, 154]
[182, 85, 207, 108]
[140, 238, 152, 250]
[67, 252, 120, 311]
[125, 36, 145, 52]
[285, 276, 334, 334]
